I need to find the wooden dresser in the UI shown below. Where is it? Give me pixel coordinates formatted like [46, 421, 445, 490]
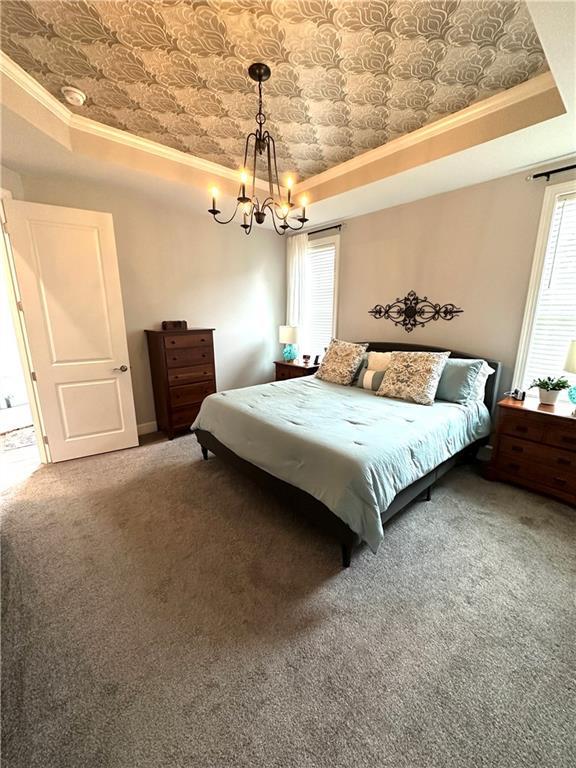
[274, 360, 319, 381]
[146, 328, 215, 439]
[488, 397, 575, 505]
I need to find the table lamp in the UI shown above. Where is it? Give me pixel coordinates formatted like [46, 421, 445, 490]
[279, 325, 298, 362]
[565, 340, 576, 416]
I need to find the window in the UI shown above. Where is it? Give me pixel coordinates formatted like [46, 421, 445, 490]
[514, 182, 576, 396]
[300, 236, 339, 357]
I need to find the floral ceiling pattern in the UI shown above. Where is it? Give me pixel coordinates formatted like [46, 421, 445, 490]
[1, 0, 549, 180]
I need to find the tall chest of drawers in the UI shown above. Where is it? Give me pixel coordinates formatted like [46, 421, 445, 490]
[146, 328, 215, 439]
[488, 396, 576, 505]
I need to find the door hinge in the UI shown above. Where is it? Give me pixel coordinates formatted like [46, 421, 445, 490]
[43, 435, 49, 445]
[31, 371, 37, 381]
[16, 300, 23, 312]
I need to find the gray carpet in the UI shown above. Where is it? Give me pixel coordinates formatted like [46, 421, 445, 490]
[1, 435, 575, 768]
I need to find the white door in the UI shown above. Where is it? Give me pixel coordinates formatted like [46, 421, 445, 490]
[4, 200, 138, 462]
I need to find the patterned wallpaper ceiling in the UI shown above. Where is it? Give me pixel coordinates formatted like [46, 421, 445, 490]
[1, 1, 549, 180]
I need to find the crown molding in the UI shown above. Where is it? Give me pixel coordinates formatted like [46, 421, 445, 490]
[0, 51, 270, 191]
[0, 50, 565, 205]
[297, 71, 562, 193]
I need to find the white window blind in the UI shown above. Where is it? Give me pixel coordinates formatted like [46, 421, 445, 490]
[300, 238, 337, 357]
[518, 190, 576, 394]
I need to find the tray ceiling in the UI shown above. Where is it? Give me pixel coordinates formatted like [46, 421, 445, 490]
[1, 1, 549, 181]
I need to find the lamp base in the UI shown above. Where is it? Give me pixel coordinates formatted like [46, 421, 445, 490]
[568, 385, 576, 417]
[282, 343, 297, 362]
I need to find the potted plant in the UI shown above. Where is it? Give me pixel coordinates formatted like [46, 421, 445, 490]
[529, 376, 570, 405]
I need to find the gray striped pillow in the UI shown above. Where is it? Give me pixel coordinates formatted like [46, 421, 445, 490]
[355, 365, 386, 391]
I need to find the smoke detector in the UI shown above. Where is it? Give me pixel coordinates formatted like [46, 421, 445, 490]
[61, 86, 86, 107]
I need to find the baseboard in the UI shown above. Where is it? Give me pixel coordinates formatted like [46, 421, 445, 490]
[137, 420, 157, 436]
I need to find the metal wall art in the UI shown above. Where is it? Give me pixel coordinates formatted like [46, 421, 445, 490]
[368, 291, 463, 333]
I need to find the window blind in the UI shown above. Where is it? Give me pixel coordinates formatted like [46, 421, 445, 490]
[300, 240, 336, 357]
[521, 192, 576, 393]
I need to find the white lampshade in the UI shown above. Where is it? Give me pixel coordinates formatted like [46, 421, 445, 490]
[279, 325, 299, 344]
[565, 340, 576, 374]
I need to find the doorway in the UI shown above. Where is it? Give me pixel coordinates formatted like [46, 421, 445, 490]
[0, 247, 40, 490]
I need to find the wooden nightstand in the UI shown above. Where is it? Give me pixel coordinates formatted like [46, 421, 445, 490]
[487, 397, 575, 505]
[274, 360, 319, 381]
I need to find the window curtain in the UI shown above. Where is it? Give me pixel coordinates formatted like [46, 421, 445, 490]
[286, 232, 307, 327]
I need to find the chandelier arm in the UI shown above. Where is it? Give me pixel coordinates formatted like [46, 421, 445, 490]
[282, 218, 306, 232]
[212, 200, 241, 225]
[269, 210, 288, 236]
[267, 133, 283, 202]
[251, 132, 259, 200]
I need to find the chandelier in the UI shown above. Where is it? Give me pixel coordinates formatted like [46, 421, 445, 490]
[208, 63, 309, 236]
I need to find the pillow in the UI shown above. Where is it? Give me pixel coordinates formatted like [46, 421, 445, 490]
[355, 365, 387, 391]
[469, 362, 496, 402]
[376, 351, 449, 405]
[436, 358, 486, 404]
[367, 351, 392, 372]
[316, 339, 368, 385]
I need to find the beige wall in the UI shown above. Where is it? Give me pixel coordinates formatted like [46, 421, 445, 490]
[18, 173, 285, 427]
[337, 170, 575, 392]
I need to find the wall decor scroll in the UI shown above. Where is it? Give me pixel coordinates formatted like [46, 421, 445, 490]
[368, 290, 463, 333]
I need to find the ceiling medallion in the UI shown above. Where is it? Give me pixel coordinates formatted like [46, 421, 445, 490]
[208, 63, 309, 236]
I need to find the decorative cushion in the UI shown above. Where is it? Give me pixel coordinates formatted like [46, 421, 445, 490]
[316, 339, 368, 385]
[436, 359, 486, 404]
[355, 365, 387, 391]
[367, 351, 392, 372]
[376, 351, 449, 405]
[469, 362, 496, 402]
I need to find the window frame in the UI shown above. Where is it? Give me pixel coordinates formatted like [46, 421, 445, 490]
[512, 179, 576, 393]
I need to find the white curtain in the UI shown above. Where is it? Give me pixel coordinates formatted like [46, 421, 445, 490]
[286, 232, 307, 327]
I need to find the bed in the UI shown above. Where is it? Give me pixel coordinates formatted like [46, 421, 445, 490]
[192, 342, 502, 567]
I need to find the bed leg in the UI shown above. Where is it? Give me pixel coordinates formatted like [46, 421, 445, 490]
[341, 542, 352, 568]
[424, 485, 431, 501]
[201, 446, 209, 461]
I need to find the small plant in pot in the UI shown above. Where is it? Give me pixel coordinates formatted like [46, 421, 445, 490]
[529, 376, 570, 405]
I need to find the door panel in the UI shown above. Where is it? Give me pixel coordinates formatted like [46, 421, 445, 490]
[5, 200, 138, 462]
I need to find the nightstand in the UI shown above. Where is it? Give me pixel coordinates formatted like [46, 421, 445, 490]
[274, 360, 319, 381]
[487, 396, 575, 505]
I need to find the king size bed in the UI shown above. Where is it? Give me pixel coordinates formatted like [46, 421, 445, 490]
[193, 342, 501, 567]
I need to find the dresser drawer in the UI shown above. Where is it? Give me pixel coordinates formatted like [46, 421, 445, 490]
[168, 365, 214, 386]
[499, 412, 544, 442]
[166, 347, 213, 368]
[170, 403, 202, 429]
[497, 455, 576, 496]
[544, 424, 576, 451]
[500, 435, 576, 472]
[164, 332, 212, 349]
[169, 381, 215, 408]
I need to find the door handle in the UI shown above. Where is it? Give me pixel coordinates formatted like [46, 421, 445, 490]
[113, 364, 128, 372]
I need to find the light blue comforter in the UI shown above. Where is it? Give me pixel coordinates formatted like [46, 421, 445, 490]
[192, 376, 491, 552]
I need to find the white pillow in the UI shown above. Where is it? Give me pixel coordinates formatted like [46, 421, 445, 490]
[469, 362, 496, 401]
[367, 351, 392, 372]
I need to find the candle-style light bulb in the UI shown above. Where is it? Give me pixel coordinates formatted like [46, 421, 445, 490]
[300, 194, 308, 220]
[239, 169, 248, 200]
[286, 176, 293, 206]
[210, 186, 219, 213]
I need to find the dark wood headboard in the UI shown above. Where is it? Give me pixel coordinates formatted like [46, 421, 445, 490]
[361, 341, 502, 414]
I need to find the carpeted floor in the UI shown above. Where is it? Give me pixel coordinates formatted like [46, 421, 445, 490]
[1, 434, 575, 768]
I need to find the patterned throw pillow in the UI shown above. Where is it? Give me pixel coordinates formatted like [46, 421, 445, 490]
[376, 351, 449, 405]
[355, 365, 387, 391]
[316, 339, 368, 385]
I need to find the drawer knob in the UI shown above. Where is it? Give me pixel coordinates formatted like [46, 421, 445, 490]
[515, 426, 528, 434]
[171, 340, 176, 344]
[553, 477, 567, 487]
[507, 462, 520, 471]
[511, 445, 523, 453]
[557, 457, 571, 466]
